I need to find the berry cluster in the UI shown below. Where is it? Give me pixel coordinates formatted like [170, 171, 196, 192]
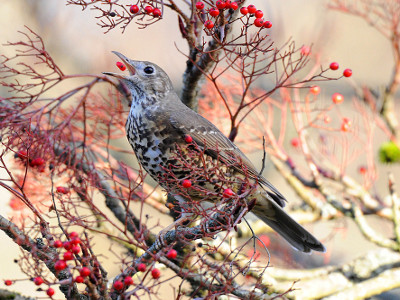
[4, 277, 54, 297]
[329, 62, 352, 78]
[26, 232, 86, 296]
[341, 117, 351, 132]
[239, 4, 272, 28]
[129, 4, 162, 18]
[53, 232, 82, 272]
[305, 62, 353, 133]
[112, 274, 134, 291]
[195, 2, 272, 30]
[111, 261, 165, 292]
[15, 149, 46, 172]
[49, 231, 98, 290]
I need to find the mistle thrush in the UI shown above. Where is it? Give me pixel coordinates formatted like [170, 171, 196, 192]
[104, 51, 325, 253]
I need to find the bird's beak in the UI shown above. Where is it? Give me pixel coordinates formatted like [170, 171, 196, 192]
[102, 51, 136, 79]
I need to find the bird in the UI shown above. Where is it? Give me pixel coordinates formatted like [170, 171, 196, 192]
[103, 51, 325, 253]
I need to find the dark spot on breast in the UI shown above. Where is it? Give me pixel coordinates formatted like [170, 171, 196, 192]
[159, 127, 169, 136]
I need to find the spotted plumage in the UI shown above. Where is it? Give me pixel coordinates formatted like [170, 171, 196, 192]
[103, 51, 325, 253]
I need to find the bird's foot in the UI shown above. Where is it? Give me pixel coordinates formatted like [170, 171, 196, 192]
[155, 215, 193, 248]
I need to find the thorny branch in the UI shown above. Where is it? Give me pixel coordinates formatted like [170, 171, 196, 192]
[330, 0, 400, 139]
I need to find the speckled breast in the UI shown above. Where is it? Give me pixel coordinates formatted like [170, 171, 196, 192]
[125, 104, 251, 202]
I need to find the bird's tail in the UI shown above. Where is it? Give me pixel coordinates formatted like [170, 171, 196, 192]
[252, 195, 325, 253]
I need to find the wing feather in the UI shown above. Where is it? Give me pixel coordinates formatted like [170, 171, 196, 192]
[168, 104, 286, 207]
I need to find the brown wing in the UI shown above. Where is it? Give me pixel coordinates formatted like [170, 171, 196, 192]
[168, 102, 286, 207]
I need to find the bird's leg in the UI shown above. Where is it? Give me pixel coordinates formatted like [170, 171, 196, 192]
[156, 195, 193, 248]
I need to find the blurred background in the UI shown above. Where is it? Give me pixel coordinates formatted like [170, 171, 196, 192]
[1, 0, 398, 299]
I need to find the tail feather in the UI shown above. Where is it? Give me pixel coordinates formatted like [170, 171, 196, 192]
[253, 197, 325, 253]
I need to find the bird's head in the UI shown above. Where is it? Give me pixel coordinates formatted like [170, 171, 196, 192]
[103, 51, 174, 102]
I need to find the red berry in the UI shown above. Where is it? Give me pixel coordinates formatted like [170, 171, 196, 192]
[38, 164, 46, 173]
[256, 234, 271, 247]
[4, 280, 13, 286]
[9, 198, 24, 211]
[151, 268, 161, 279]
[153, 8, 161, 17]
[33, 277, 44, 286]
[46, 288, 55, 296]
[342, 117, 351, 125]
[74, 276, 84, 283]
[137, 263, 146, 272]
[209, 7, 219, 17]
[196, 1, 205, 10]
[185, 135, 193, 143]
[63, 251, 73, 261]
[69, 232, 78, 238]
[263, 21, 272, 28]
[30, 157, 45, 167]
[254, 18, 264, 27]
[129, 5, 139, 14]
[167, 249, 177, 259]
[54, 260, 67, 271]
[17, 149, 28, 158]
[330, 62, 339, 70]
[229, 2, 238, 10]
[359, 166, 367, 174]
[53, 240, 63, 248]
[116, 61, 126, 71]
[71, 245, 81, 254]
[247, 4, 256, 14]
[343, 68, 352, 77]
[71, 237, 81, 245]
[310, 85, 320, 95]
[56, 186, 69, 194]
[113, 280, 124, 290]
[223, 188, 234, 198]
[332, 93, 344, 104]
[144, 6, 154, 14]
[216, 0, 226, 9]
[182, 179, 192, 188]
[124, 276, 134, 286]
[204, 20, 214, 29]
[341, 121, 351, 132]
[341, 118, 351, 132]
[301, 46, 311, 56]
[324, 115, 331, 124]
[80, 267, 91, 277]
[63, 241, 72, 250]
[254, 10, 263, 18]
[290, 138, 300, 148]
[240, 7, 248, 15]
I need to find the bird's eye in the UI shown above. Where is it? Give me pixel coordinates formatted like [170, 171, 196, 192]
[144, 66, 154, 74]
